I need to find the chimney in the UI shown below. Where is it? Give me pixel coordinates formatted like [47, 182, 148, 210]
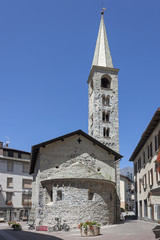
[0, 142, 3, 156]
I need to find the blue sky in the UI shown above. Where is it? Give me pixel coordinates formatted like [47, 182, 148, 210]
[0, 0, 160, 169]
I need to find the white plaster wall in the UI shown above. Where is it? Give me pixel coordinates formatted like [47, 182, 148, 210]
[134, 122, 160, 220]
[0, 157, 33, 209]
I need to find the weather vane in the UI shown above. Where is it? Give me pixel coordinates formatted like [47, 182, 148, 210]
[101, 7, 106, 15]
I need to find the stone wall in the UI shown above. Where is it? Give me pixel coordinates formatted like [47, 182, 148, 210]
[88, 67, 119, 153]
[42, 179, 117, 228]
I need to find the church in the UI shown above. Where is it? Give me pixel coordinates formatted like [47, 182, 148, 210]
[29, 11, 123, 228]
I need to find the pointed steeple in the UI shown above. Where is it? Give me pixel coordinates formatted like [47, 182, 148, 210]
[92, 11, 113, 68]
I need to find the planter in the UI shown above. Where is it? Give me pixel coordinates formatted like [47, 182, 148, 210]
[81, 228, 87, 237]
[13, 226, 22, 231]
[81, 226, 100, 237]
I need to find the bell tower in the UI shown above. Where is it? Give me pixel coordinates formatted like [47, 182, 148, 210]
[88, 10, 119, 153]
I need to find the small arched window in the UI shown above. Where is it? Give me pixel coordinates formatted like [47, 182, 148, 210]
[102, 111, 109, 122]
[106, 128, 110, 137]
[103, 128, 110, 138]
[57, 190, 62, 201]
[102, 95, 110, 106]
[106, 112, 109, 122]
[88, 191, 94, 200]
[101, 78, 110, 89]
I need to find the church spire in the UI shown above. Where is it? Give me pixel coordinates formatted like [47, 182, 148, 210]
[92, 11, 113, 68]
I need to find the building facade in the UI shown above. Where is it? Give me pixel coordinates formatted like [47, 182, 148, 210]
[129, 108, 160, 221]
[120, 175, 134, 211]
[30, 130, 122, 228]
[0, 143, 32, 221]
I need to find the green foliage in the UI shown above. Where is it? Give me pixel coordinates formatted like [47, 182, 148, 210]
[120, 208, 125, 212]
[78, 221, 100, 230]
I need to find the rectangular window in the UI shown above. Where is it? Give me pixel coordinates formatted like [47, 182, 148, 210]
[22, 179, 32, 189]
[134, 162, 137, 174]
[8, 150, 13, 157]
[148, 171, 150, 186]
[143, 174, 147, 189]
[22, 163, 29, 173]
[150, 169, 153, 186]
[7, 178, 13, 188]
[156, 163, 160, 182]
[7, 161, 13, 172]
[143, 151, 145, 165]
[148, 142, 153, 160]
[139, 179, 141, 193]
[6, 192, 12, 202]
[138, 157, 141, 171]
[155, 134, 159, 152]
[22, 193, 32, 205]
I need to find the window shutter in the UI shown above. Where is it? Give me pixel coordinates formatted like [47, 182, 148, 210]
[148, 171, 150, 186]
[158, 131, 160, 149]
[139, 179, 141, 193]
[150, 142, 153, 158]
[148, 146, 150, 159]
[155, 135, 157, 152]
[151, 169, 153, 185]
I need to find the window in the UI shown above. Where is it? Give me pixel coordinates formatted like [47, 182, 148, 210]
[7, 178, 13, 188]
[143, 174, 147, 189]
[18, 152, 21, 158]
[156, 162, 160, 182]
[8, 150, 13, 157]
[150, 169, 153, 186]
[6, 192, 12, 202]
[138, 157, 141, 171]
[134, 162, 137, 174]
[139, 179, 141, 193]
[143, 151, 145, 165]
[155, 134, 159, 152]
[22, 163, 29, 173]
[102, 111, 109, 122]
[101, 78, 110, 88]
[57, 190, 62, 201]
[148, 142, 152, 160]
[88, 191, 94, 200]
[22, 179, 32, 189]
[102, 95, 110, 106]
[22, 193, 32, 205]
[7, 161, 13, 172]
[148, 169, 153, 186]
[103, 128, 110, 138]
[148, 171, 150, 186]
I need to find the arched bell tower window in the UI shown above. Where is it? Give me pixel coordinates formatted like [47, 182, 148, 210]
[103, 127, 110, 138]
[102, 95, 110, 106]
[102, 111, 109, 122]
[101, 78, 110, 89]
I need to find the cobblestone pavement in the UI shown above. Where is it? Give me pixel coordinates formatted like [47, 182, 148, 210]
[0, 220, 158, 240]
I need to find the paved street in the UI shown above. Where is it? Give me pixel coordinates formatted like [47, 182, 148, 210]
[0, 220, 158, 240]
